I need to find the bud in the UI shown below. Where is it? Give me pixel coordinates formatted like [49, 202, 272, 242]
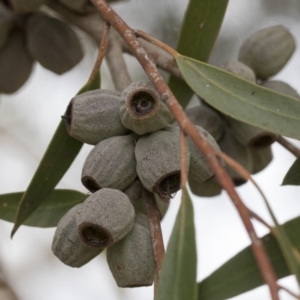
[220, 59, 256, 82]
[120, 80, 173, 135]
[81, 135, 137, 192]
[76, 189, 135, 249]
[262, 80, 300, 99]
[238, 25, 296, 79]
[107, 213, 155, 287]
[64, 89, 129, 145]
[52, 204, 102, 268]
[26, 13, 83, 74]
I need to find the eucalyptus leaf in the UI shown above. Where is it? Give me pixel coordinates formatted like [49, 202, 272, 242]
[11, 72, 100, 236]
[168, 0, 228, 108]
[198, 216, 300, 300]
[175, 55, 300, 140]
[282, 157, 300, 186]
[0, 190, 86, 228]
[157, 187, 197, 300]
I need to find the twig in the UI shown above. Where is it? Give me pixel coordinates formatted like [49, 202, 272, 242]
[106, 34, 131, 91]
[277, 136, 300, 157]
[91, 2, 280, 299]
[278, 284, 300, 300]
[142, 189, 165, 296]
[180, 130, 188, 188]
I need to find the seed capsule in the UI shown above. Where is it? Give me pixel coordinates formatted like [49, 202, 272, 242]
[76, 189, 135, 249]
[81, 135, 137, 192]
[58, 0, 93, 13]
[107, 213, 155, 287]
[26, 13, 83, 74]
[262, 80, 300, 99]
[0, 4, 14, 50]
[64, 89, 129, 145]
[135, 126, 189, 201]
[238, 25, 296, 79]
[185, 105, 225, 141]
[52, 204, 102, 268]
[0, 29, 33, 94]
[220, 59, 256, 82]
[251, 147, 273, 175]
[9, 0, 48, 12]
[189, 176, 222, 197]
[120, 80, 173, 135]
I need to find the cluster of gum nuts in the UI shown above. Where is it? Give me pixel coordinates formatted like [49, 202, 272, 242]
[52, 24, 299, 288]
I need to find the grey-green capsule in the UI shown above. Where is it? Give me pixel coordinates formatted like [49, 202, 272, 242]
[220, 59, 256, 82]
[58, 0, 93, 13]
[262, 80, 300, 99]
[185, 105, 225, 141]
[189, 176, 222, 198]
[120, 80, 173, 135]
[26, 13, 83, 74]
[64, 89, 129, 145]
[251, 147, 273, 175]
[107, 214, 155, 287]
[9, 0, 48, 12]
[238, 25, 296, 79]
[0, 30, 33, 94]
[52, 204, 102, 268]
[135, 127, 189, 201]
[81, 135, 137, 192]
[76, 189, 135, 249]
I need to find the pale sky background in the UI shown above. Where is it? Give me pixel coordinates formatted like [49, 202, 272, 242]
[0, 0, 300, 299]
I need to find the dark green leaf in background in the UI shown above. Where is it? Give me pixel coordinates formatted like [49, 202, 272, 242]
[198, 216, 300, 300]
[0, 190, 86, 228]
[157, 187, 197, 300]
[11, 72, 100, 236]
[282, 157, 300, 186]
[176, 55, 300, 140]
[168, 0, 228, 109]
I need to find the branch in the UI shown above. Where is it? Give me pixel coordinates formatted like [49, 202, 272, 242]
[277, 136, 300, 157]
[91, 2, 279, 299]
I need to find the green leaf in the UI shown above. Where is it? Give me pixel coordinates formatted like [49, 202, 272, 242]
[168, 0, 228, 108]
[157, 187, 197, 300]
[11, 73, 100, 236]
[282, 157, 300, 185]
[0, 190, 86, 228]
[175, 55, 300, 140]
[198, 216, 300, 300]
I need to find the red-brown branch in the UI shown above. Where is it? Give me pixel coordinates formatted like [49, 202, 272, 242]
[277, 136, 300, 157]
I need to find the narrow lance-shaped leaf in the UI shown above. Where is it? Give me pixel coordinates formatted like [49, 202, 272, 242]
[175, 55, 300, 140]
[0, 189, 86, 228]
[168, 0, 228, 109]
[282, 157, 300, 186]
[157, 187, 197, 300]
[11, 72, 101, 236]
[198, 216, 300, 300]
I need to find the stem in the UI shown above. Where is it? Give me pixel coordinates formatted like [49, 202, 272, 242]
[91, 2, 279, 299]
[180, 130, 188, 188]
[277, 136, 300, 157]
[278, 284, 300, 300]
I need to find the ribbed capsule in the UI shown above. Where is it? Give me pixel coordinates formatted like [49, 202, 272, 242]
[0, 29, 33, 94]
[76, 189, 135, 249]
[120, 80, 173, 135]
[220, 59, 256, 82]
[262, 80, 300, 99]
[9, 0, 48, 12]
[185, 105, 225, 141]
[238, 25, 296, 79]
[81, 135, 137, 192]
[64, 89, 129, 145]
[26, 13, 83, 74]
[107, 213, 155, 288]
[52, 204, 102, 268]
[135, 126, 190, 201]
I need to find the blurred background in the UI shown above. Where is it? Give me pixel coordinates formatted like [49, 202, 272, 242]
[0, 0, 300, 299]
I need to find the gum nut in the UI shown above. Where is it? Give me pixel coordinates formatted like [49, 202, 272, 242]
[185, 105, 225, 141]
[238, 25, 296, 79]
[262, 80, 300, 99]
[81, 135, 137, 192]
[0, 29, 34, 94]
[154, 194, 169, 219]
[63, 89, 129, 145]
[9, 0, 48, 12]
[106, 216, 155, 287]
[226, 117, 277, 149]
[123, 180, 145, 213]
[76, 188, 135, 249]
[0, 4, 14, 50]
[187, 125, 220, 183]
[120, 80, 173, 135]
[52, 204, 102, 268]
[189, 176, 222, 198]
[58, 0, 94, 14]
[250, 147, 273, 175]
[135, 127, 190, 201]
[220, 59, 256, 82]
[218, 129, 253, 186]
[26, 13, 83, 74]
